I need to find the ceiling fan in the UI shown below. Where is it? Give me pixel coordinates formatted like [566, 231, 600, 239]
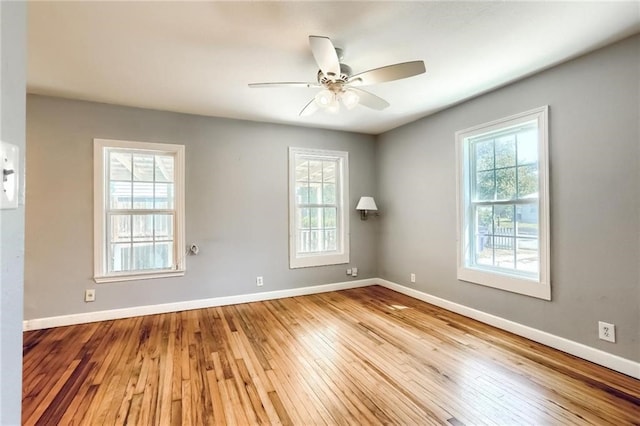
[248, 35, 426, 116]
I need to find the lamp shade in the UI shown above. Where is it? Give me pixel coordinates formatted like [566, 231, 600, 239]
[356, 196, 378, 211]
[314, 89, 334, 108]
[341, 89, 360, 110]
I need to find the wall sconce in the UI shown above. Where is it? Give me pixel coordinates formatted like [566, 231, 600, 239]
[356, 196, 378, 220]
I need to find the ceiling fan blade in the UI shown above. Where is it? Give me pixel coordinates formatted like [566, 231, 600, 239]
[309, 36, 341, 80]
[299, 98, 319, 116]
[348, 61, 426, 85]
[248, 82, 320, 88]
[349, 87, 390, 110]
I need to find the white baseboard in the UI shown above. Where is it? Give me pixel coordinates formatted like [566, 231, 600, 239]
[377, 279, 640, 380]
[22, 278, 376, 332]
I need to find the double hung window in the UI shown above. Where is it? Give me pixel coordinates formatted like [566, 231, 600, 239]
[456, 107, 550, 299]
[289, 147, 349, 268]
[94, 139, 185, 283]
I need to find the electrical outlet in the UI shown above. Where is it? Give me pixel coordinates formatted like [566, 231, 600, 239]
[598, 321, 615, 343]
[85, 289, 96, 302]
[410, 273, 416, 283]
[346, 268, 352, 275]
[256, 276, 264, 287]
[351, 267, 358, 277]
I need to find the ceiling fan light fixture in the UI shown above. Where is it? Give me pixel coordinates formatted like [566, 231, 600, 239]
[341, 89, 360, 110]
[314, 89, 334, 108]
[326, 98, 340, 114]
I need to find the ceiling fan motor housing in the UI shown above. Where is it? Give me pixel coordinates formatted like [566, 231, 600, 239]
[317, 63, 353, 88]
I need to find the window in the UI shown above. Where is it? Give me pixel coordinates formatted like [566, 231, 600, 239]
[456, 106, 550, 299]
[93, 139, 185, 283]
[289, 147, 349, 268]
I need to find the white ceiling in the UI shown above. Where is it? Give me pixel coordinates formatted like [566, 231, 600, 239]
[28, 1, 640, 135]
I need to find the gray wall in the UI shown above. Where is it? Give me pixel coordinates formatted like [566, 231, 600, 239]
[0, 1, 26, 423]
[377, 34, 640, 362]
[25, 96, 377, 319]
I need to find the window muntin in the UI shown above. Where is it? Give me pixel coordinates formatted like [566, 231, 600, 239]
[456, 107, 550, 299]
[289, 148, 349, 268]
[94, 139, 185, 283]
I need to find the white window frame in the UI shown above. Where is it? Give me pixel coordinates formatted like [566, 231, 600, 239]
[455, 106, 550, 300]
[93, 138, 186, 283]
[289, 147, 350, 268]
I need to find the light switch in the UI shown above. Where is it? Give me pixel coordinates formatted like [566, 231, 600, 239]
[0, 141, 19, 209]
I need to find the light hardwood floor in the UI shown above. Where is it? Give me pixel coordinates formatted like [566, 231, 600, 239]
[23, 286, 640, 425]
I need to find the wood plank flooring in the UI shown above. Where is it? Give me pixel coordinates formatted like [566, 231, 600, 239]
[23, 286, 640, 425]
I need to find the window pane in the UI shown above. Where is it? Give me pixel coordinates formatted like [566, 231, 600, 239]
[110, 215, 131, 243]
[133, 214, 153, 242]
[323, 161, 336, 182]
[516, 238, 538, 273]
[475, 205, 493, 234]
[324, 230, 337, 251]
[132, 182, 154, 209]
[308, 161, 323, 182]
[154, 155, 174, 183]
[474, 140, 494, 171]
[475, 170, 495, 201]
[298, 229, 311, 253]
[495, 245, 515, 269]
[493, 204, 515, 269]
[155, 242, 173, 269]
[494, 205, 514, 235]
[133, 155, 154, 182]
[324, 208, 337, 228]
[295, 160, 309, 182]
[475, 243, 494, 267]
[154, 183, 174, 209]
[517, 165, 538, 198]
[132, 243, 155, 270]
[299, 208, 310, 230]
[109, 152, 132, 181]
[516, 204, 538, 237]
[323, 183, 336, 204]
[309, 182, 322, 204]
[474, 205, 493, 267]
[517, 129, 538, 165]
[307, 230, 320, 252]
[496, 167, 516, 200]
[110, 181, 132, 209]
[154, 214, 173, 241]
[296, 183, 309, 205]
[308, 207, 322, 228]
[495, 135, 516, 168]
[109, 243, 131, 272]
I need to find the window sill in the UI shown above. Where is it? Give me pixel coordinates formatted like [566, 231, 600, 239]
[457, 266, 550, 300]
[94, 270, 185, 284]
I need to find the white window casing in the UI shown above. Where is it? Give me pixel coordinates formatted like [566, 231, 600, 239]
[93, 138, 186, 283]
[289, 147, 350, 268]
[455, 106, 550, 300]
